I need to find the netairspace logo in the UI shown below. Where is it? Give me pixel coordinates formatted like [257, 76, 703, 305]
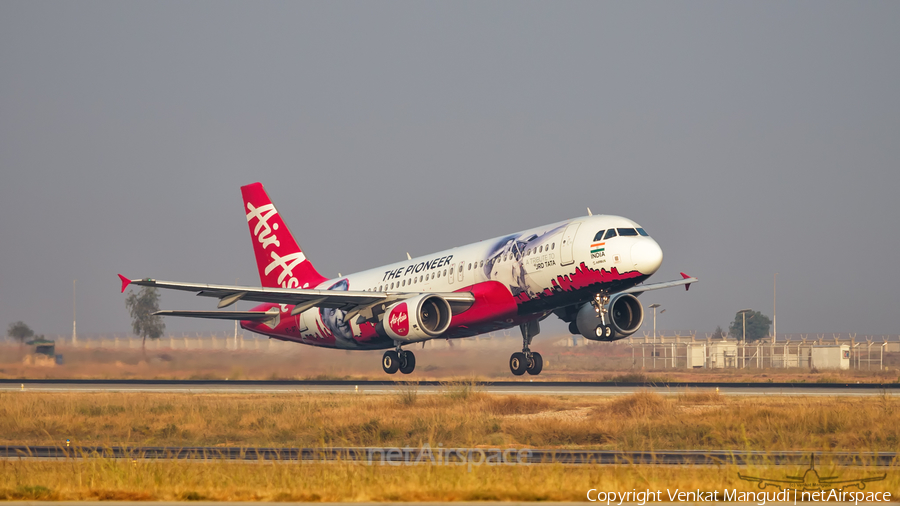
[366, 445, 531, 472]
[585, 488, 891, 505]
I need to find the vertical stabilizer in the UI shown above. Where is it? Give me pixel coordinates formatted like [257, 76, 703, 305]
[240, 183, 328, 289]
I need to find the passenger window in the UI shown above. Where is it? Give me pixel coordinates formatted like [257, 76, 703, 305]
[450, 266, 454, 275]
[468, 263, 471, 270]
[617, 228, 639, 237]
[593, 230, 606, 242]
[402, 280, 406, 287]
[480, 260, 484, 268]
[390, 282, 394, 289]
[551, 243, 555, 250]
[604, 229, 618, 240]
[444, 269, 447, 276]
[637, 228, 649, 236]
[539, 245, 543, 253]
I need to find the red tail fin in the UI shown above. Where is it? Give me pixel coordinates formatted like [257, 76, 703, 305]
[241, 183, 328, 289]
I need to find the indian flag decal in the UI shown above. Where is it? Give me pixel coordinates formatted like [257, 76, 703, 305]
[590, 242, 605, 253]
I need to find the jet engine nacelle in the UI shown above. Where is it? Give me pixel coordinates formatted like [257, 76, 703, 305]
[575, 293, 644, 341]
[378, 293, 452, 342]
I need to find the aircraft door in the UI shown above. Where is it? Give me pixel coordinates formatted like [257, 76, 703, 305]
[458, 261, 465, 283]
[560, 222, 581, 266]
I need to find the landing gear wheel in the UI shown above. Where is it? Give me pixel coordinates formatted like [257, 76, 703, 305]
[526, 352, 543, 375]
[399, 351, 416, 374]
[509, 352, 528, 376]
[595, 325, 612, 339]
[382, 350, 400, 374]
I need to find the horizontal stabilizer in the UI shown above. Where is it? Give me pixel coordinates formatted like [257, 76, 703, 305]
[154, 308, 281, 328]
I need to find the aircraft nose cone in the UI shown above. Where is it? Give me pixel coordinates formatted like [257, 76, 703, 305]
[631, 239, 663, 275]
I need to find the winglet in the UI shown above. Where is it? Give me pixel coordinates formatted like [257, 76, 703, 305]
[118, 274, 132, 293]
[680, 272, 692, 291]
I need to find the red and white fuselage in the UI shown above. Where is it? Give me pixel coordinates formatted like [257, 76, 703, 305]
[237, 183, 667, 349]
[121, 182, 695, 375]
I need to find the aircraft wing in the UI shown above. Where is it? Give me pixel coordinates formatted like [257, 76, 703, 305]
[119, 275, 476, 315]
[617, 272, 698, 297]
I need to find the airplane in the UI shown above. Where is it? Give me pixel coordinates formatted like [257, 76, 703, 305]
[118, 182, 697, 376]
[738, 453, 886, 492]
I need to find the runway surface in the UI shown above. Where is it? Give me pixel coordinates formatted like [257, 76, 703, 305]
[0, 379, 897, 396]
[2, 445, 894, 466]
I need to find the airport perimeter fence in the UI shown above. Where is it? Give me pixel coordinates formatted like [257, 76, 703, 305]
[619, 333, 897, 371]
[0, 330, 547, 353]
[3, 330, 896, 371]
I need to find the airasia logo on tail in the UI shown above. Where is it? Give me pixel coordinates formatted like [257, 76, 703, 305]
[246, 201, 307, 289]
[389, 303, 410, 337]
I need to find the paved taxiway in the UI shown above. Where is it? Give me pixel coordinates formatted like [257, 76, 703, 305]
[0, 380, 895, 396]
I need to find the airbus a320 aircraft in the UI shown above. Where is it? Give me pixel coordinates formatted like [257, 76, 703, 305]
[119, 183, 696, 376]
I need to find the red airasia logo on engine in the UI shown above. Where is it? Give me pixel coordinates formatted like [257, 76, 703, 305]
[388, 303, 410, 337]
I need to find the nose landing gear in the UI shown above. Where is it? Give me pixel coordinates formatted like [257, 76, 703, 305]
[509, 320, 543, 376]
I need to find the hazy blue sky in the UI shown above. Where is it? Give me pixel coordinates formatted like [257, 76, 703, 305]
[1, 1, 898, 339]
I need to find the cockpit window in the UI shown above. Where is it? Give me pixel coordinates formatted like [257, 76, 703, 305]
[636, 228, 649, 236]
[593, 230, 606, 242]
[617, 228, 638, 237]
[603, 229, 618, 240]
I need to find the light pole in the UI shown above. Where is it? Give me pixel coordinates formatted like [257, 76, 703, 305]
[649, 304, 661, 343]
[72, 279, 77, 346]
[649, 304, 665, 369]
[773, 273, 777, 343]
[738, 309, 753, 343]
[234, 278, 240, 350]
[738, 309, 753, 368]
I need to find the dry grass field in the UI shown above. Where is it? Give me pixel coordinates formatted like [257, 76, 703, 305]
[3, 390, 899, 500]
[4, 341, 899, 501]
[2, 459, 896, 502]
[3, 389, 900, 451]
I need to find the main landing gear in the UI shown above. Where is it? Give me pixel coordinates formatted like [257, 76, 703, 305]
[382, 346, 416, 375]
[509, 320, 543, 376]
